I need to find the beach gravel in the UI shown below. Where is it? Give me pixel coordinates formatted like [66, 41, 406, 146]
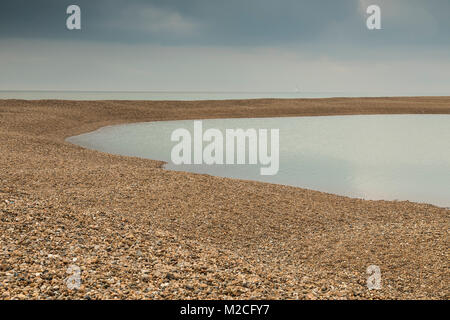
[0, 97, 449, 299]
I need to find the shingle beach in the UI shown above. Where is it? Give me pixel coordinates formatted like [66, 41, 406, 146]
[0, 97, 449, 299]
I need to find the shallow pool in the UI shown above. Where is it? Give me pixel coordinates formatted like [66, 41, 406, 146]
[67, 115, 450, 207]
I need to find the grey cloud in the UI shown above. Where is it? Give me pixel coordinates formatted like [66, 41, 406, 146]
[0, 0, 449, 46]
[0, 1, 448, 93]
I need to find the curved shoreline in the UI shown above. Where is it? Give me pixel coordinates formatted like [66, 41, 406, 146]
[0, 97, 449, 299]
[66, 114, 450, 208]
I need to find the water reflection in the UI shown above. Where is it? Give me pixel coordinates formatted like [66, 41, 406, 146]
[67, 115, 450, 207]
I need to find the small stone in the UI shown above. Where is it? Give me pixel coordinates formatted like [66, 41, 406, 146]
[165, 273, 176, 280]
[0, 264, 10, 271]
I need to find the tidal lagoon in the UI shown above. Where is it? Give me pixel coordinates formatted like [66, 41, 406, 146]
[68, 115, 450, 207]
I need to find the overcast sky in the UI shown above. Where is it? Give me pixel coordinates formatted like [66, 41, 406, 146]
[0, 0, 449, 93]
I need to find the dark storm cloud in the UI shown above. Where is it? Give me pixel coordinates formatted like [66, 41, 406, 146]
[0, 0, 449, 46]
[1, 0, 449, 92]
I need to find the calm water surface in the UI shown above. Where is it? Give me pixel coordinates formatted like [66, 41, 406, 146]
[1, 90, 447, 100]
[67, 115, 450, 207]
